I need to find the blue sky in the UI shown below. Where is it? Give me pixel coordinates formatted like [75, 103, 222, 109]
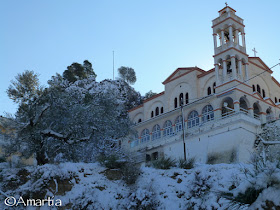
[1, 0, 280, 115]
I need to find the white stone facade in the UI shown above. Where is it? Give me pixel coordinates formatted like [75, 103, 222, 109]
[122, 5, 280, 164]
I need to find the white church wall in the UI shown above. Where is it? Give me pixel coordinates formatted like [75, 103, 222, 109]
[165, 71, 198, 111]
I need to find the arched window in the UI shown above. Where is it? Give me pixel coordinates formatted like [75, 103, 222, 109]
[262, 89, 266, 98]
[187, 111, 199, 128]
[155, 107, 159, 116]
[163, 120, 173, 137]
[151, 111, 154, 118]
[161, 107, 164, 114]
[152, 124, 161, 140]
[179, 93, 184, 106]
[207, 87, 211, 95]
[185, 93, 189, 104]
[140, 129, 150, 143]
[202, 105, 214, 122]
[138, 119, 142, 123]
[213, 82, 216, 93]
[252, 85, 256, 92]
[279, 98, 280, 103]
[175, 115, 183, 132]
[253, 103, 260, 119]
[174, 98, 178, 109]
[275, 97, 278, 104]
[222, 97, 234, 116]
[257, 85, 261, 94]
[240, 97, 248, 113]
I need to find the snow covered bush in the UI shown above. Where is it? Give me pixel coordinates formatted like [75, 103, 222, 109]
[223, 154, 280, 208]
[186, 170, 213, 209]
[127, 181, 159, 209]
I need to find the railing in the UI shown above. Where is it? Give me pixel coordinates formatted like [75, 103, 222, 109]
[215, 43, 245, 54]
[129, 110, 258, 149]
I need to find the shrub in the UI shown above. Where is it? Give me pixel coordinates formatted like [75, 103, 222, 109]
[222, 153, 280, 208]
[187, 170, 212, 209]
[0, 157, 6, 163]
[121, 162, 141, 185]
[178, 157, 195, 169]
[97, 154, 126, 169]
[206, 153, 219, 164]
[152, 157, 176, 169]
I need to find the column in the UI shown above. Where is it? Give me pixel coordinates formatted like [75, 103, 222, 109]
[221, 30, 225, 49]
[245, 63, 249, 83]
[214, 63, 219, 85]
[229, 26, 233, 44]
[223, 60, 227, 82]
[260, 113, 267, 124]
[238, 59, 243, 80]
[214, 109, 222, 120]
[248, 108, 254, 117]
[213, 34, 217, 50]
[234, 101, 240, 112]
[231, 56, 237, 79]
[235, 30, 239, 45]
[242, 32, 246, 49]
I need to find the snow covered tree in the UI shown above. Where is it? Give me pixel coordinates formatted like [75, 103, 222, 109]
[6, 67, 142, 164]
[118, 66, 136, 85]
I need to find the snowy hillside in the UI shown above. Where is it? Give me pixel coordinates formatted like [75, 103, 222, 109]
[0, 162, 279, 209]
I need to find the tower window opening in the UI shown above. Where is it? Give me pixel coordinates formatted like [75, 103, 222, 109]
[161, 107, 164, 113]
[252, 85, 256, 92]
[257, 85, 261, 94]
[151, 111, 154, 118]
[262, 89, 266, 98]
[155, 107, 159, 116]
[179, 93, 183, 106]
[174, 98, 178, 109]
[207, 87, 211, 95]
[185, 93, 189, 104]
[213, 82, 216, 93]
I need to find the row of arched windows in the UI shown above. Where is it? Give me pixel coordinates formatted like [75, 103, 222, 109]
[252, 84, 266, 98]
[207, 82, 216, 96]
[275, 97, 280, 104]
[174, 92, 189, 108]
[252, 84, 280, 104]
[151, 106, 164, 118]
[139, 105, 214, 144]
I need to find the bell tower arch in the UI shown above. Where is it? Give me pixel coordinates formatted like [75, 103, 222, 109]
[212, 5, 249, 87]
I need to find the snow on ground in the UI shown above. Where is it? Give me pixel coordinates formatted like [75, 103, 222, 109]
[0, 162, 279, 209]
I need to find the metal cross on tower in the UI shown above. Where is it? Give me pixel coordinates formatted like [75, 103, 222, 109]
[252, 48, 258, 57]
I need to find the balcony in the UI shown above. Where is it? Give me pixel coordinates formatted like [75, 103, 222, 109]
[129, 110, 261, 152]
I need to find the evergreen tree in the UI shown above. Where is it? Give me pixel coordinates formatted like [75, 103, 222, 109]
[144, 90, 157, 100]
[6, 70, 43, 105]
[63, 60, 96, 83]
[118, 66, 136, 85]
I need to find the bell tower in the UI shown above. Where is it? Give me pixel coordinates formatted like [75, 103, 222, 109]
[212, 4, 249, 87]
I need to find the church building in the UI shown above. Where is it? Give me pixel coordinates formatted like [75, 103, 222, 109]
[122, 5, 280, 164]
